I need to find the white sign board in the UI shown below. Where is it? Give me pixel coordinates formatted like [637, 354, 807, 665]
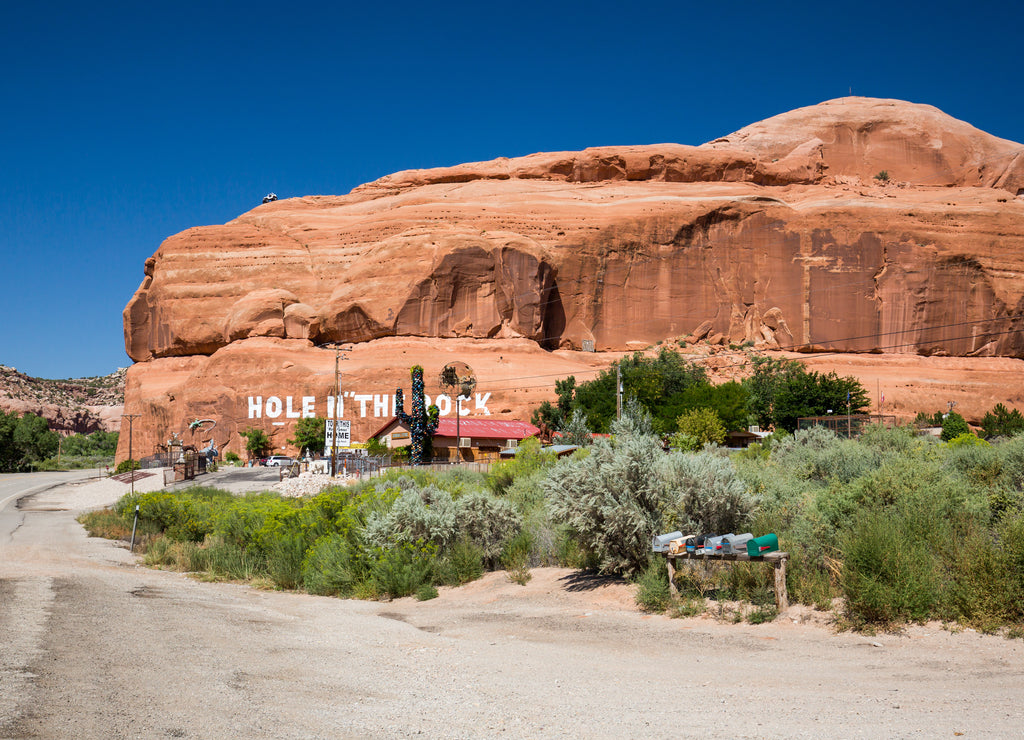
[325, 419, 351, 452]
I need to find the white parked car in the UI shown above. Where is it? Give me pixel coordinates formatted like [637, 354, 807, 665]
[265, 455, 293, 467]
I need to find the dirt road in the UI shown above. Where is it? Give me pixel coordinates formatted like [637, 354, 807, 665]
[2, 475, 1022, 739]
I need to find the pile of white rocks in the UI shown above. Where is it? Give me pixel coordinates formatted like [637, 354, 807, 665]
[273, 471, 350, 498]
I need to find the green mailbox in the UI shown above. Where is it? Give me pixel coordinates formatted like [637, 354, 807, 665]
[746, 533, 779, 557]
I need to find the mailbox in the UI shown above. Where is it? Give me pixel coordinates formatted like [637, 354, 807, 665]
[694, 533, 717, 550]
[746, 533, 779, 557]
[652, 531, 683, 553]
[704, 534, 732, 553]
[721, 533, 754, 554]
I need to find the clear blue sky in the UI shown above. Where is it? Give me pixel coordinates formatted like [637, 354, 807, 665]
[3, 0, 1021, 379]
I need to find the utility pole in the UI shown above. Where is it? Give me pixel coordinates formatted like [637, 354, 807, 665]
[329, 345, 351, 477]
[121, 414, 141, 495]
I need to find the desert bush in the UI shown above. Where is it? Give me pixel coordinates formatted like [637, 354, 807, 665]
[78, 508, 130, 540]
[370, 543, 433, 599]
[501, 530, 533, 585]
[838, 508, 941, 627]
[364, 484, 458, 551]
[657, 449, 754, 534]
[203, 536, 266, 581]
[434, 538, 484, 586]
[997, 435, 1024, 491]
[415, 583, 439, 601]
[115, 458, 140, 474]
[503, 468, 549, 513]
[302, 532, 366, 596]
[544, 410, 666, 577]
[941, 412, 971, 442]
[769, 426, 843, 480]
[266, 530, 309, 589]
[486, 437, 556, 496]
[454, 492, 521, 567]
[634, 558, 672, 612]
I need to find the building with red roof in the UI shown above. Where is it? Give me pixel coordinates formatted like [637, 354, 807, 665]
[369, 416, 540, 462]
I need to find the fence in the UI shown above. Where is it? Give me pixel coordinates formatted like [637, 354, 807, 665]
[796, 414, 897, 439]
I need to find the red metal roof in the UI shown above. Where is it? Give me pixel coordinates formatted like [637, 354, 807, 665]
[434, 418, 539, 439]
[368, 416, 540, 441]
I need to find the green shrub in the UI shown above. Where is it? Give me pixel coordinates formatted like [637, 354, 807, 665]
[839, 509, 940, 627]
[486, 437, 556, 495]
[78, 508, 130, 540]
[266, 530, 309, 589]
[371, 544, 433, 599]
[941, 412, 971, 442]
[302, 533, 364, 596]
[415, 583, 439, 601]
[634, 558, 671, 613]
[454, 492, 521, 567]
[364, 484, 457, 551]
[746, 604, 779, 624]
[435, 539, 484, 586]
[657, 449, 754, 535]
[545, 410, 667, 577]
[225, 451, 241, 464]
[501, 530, 533, 585]
[115, 458, 140, 474]
[203, 536, 266, 581]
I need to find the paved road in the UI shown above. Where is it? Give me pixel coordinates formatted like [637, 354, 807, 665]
[2, 476, 1023, 739]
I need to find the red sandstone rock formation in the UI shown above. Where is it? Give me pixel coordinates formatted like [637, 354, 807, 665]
[118, 97, 1024, 461]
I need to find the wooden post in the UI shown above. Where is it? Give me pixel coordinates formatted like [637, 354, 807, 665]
[666, 557, 678, 596]
[773, 556, 789, 611]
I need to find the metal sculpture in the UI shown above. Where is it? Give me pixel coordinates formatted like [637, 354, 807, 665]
[438, 361, 476, 461]
[188, 419, 219, 462]
[395, 365, 439, 466]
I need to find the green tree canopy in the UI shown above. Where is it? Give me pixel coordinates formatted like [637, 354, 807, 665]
[670, 408, 727, 451]
[239, 427, 270, 459]
[980, 403, 1024, 439]
[289, 417, 325, 456]
[0, 411, 59, 471]
[941, 412, 972, 442]
[745, 356, 869, 432]
[551, 349, 709, 434]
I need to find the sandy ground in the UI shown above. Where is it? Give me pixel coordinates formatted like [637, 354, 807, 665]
[2, 472, 1023, 739]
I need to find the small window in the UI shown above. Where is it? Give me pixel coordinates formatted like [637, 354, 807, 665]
[506, 439, 518, 448]
[459, 437, 471, 448]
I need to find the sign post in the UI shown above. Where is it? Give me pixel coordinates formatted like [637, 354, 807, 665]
[326, 419, 351, 474]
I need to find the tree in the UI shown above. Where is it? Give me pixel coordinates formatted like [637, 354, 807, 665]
[530, 401, 562, 442]
[667, 381, 749, 431]
[561, 408, 593, 447]
[239, 428, 270, 459]
[745, 356, 869, 432]
[941, 412, 971, 442]
[289, 417, 325, 456]
[544, 408, 666, 576]
[3, 412, 59, 470]
[550, 349, 708, 435]
[670, 408, 726, 451]
[980, 403, 1024, 439]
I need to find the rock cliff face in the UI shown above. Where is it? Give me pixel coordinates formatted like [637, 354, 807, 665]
[0, 366, 125, 435]
[119, 97, 1024, 461]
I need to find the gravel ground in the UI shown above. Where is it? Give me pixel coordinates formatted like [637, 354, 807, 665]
[2, 474, 1023, 739]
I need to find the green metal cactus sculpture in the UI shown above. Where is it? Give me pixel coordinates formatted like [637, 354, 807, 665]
[395, 365, 439, 465]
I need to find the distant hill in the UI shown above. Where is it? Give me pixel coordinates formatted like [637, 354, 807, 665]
[0, 365, 125, 434]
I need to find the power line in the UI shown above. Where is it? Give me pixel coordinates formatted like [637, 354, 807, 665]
[476, 315, 1024, 391]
